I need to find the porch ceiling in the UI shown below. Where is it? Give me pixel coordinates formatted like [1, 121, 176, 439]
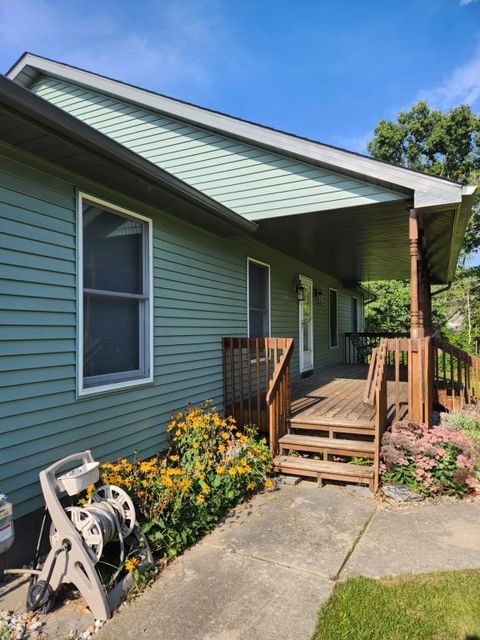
[254, 200, 456, 284]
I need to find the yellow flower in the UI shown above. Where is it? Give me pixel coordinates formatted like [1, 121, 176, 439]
[218, 444, 226, 453]
[169, 454, 179, 462]
[247, 482, 256, 491]
[264, 479, 275, 489]
[216, 466, 224, 475]
[125, 556, 140, 573]
[196, 495, 205, 505]
[192, 442, 200, 449]
[140, 460, 156, 473]
[201, 484, 211, 495]
[178, 478, 192, 491]
[221, 432, 230, 441]
[197, 472, 205, 481]
[85, 483, 95, 499]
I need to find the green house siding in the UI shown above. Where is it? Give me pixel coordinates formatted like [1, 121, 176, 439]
[0, 145, 361, 518]
[30, 76, 405, 221]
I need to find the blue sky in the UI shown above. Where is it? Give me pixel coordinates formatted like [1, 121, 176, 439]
[1, 0, 479, 151]
[0, 0, 479, 260]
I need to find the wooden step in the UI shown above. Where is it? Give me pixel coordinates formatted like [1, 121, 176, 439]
[290, 416, 375, 434]
[274, 455, 374, 487]
[279, 434, 374, 458]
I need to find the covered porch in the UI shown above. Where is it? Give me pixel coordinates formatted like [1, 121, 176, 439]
[222, 165, 477, 490]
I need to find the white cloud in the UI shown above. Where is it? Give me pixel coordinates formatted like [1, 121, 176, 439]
[459, 0, 478, 5]
[419, 44, 480, 108]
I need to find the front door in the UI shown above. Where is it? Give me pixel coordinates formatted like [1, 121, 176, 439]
[299, 275, 314, 373]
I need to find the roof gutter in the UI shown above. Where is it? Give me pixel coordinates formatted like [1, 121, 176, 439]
[0, 74, 257, 236]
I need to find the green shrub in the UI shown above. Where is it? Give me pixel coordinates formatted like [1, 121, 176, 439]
[441, 409, 480, 449]
[100, 402, 272, 557]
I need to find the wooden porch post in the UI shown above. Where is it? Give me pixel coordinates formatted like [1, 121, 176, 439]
[420, 237, 433, 337]
[409, 208, 433, 424]
[409, 208, 423, 339]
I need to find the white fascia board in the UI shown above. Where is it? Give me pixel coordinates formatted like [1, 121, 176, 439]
[7, 53, 468, 210]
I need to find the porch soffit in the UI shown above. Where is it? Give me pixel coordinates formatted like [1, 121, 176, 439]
[253, 201, 456, 284]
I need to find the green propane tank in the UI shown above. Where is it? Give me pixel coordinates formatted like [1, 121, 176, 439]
[0, 494, 14, 553]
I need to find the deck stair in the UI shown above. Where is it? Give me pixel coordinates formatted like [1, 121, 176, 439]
[274, 420, 376, 489]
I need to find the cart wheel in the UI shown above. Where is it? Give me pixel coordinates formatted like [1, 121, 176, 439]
[26, 580, 55, 614]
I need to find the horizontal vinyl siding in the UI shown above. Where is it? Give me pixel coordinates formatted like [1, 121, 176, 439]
[0, 147, 362, 518]
[30, 76, 404, 221]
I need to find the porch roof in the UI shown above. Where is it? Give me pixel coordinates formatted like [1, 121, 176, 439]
[253, 197, 473, 284]
[5, 52, 477, 284]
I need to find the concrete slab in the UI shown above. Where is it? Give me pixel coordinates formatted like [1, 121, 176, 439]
[96, 544, 332, 640]
[343, 500, 480, 579]
[203, 485, 376, 579]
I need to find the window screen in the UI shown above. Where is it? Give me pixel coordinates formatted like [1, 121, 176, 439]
[248, 260, 270, 338]
[329, 289, 338, 348]
[81, 198, 151, 390]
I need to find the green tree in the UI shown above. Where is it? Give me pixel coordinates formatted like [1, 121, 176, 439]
[364, 280, 448, 336]
[368, 101, 480, 258]
[365, 102, 480, 352]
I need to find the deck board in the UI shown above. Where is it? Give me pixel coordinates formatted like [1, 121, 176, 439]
[291, 364, 408, 426]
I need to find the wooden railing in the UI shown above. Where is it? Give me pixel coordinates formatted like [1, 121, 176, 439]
[222, 338, 294, 451]
[433, 338, 480, 411]
[345, 332, 409, 365]
[385, 337, 433, 425]
[365, 336, 480, 491]
[364, 339, 388, 491]
[266, 340, 294, 455]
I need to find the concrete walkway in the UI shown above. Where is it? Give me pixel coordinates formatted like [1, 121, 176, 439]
[96, 486, 480, 640]
[343, 499, 480, 578]
[97, 484, 374, 640]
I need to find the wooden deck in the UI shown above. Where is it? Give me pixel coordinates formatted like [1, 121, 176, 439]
[291, 363, 408, 427]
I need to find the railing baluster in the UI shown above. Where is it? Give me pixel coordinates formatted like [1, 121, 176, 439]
[247, 340, 252, 425]
[238, 339, 244, 427]
[256, 340, 261, 428]
[395, 338, 400, 422]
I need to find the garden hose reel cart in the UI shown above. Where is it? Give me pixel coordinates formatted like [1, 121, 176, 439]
[25, 450, 152, 621]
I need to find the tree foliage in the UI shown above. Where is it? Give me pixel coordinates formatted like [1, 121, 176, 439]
[364, 102, 480, 353]
[368, 101, 480, 257]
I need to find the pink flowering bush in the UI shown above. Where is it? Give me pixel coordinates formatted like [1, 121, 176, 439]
[380, 420, 478, 496]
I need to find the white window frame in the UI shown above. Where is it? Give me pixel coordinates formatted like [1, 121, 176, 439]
[77, 192, 154, 397]
[328, 287, 339, 349]
[246, 257, 271, 338]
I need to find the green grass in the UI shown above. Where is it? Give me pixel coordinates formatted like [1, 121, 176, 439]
[313, 570, 480, 640]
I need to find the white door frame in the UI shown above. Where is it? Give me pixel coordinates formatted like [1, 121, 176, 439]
[298, 275, 314, 373]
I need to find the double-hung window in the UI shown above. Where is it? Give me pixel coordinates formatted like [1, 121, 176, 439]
[329, 288, 338, 348]
[79, 194, 153, 395]
[247, 258, 270, 337]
